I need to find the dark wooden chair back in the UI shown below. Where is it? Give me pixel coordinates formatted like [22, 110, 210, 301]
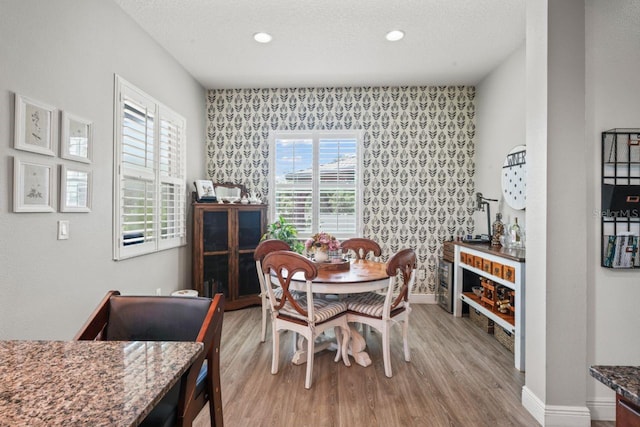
[341, 238, 382, 260]
[386, 248, 417, 310]
[254, 239, 291, 262]
[262, 250, 317, 319]
[75, 291, 225, 427]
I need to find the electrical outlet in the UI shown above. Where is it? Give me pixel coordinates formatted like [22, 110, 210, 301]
[418, 269, 426, 280]
[156, 288, 162, 296]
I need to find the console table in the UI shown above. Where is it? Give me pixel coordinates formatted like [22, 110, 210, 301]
[453, 242, 526, 371]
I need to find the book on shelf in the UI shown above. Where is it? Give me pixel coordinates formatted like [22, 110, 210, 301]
[603, 232, 638, 268]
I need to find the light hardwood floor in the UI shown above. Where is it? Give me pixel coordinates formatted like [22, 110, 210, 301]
[195, 304, 613, 427]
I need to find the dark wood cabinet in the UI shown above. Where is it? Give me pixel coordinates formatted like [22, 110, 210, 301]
[192, 202, 267, 311]
[618, 395, 640, 427]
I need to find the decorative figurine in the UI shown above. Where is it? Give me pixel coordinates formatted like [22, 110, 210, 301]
[491, 212, 504, 247]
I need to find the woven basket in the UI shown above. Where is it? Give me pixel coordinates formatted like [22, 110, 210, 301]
[495, 326, 515, 353]
[469, 308, 494, 334]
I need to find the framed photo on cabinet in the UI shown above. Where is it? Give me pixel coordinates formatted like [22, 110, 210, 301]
[13, 157, 55, 212]
[60, 111, 92, 163]
[194, 179, 216, 202]
[14, 94, 56, 156]
[60, 165, 92, 212]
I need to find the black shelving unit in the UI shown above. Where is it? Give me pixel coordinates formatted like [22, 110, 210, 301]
[601, 128, 640, 268]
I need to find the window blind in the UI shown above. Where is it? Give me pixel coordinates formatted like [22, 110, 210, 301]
[272, 132, 359, 239]
[114, 76, 186, 259]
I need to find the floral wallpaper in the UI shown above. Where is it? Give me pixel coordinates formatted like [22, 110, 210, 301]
[205, 86, 477, 294]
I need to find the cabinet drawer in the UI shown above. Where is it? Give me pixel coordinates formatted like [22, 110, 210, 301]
[491, 262, 503, 278]
[473, 256, 484, 270]
[503, 266, 516, 282]
[482, 259, 492, 273]
[460, 253, 468, 264]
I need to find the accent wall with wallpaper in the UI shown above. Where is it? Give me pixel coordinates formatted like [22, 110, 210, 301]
[205, 86, 477, 294]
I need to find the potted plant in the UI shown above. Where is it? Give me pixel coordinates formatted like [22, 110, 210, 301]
[261, 215, 305, 253]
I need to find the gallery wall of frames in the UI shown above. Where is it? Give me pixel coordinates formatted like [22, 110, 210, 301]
[12, 93, 92, 214]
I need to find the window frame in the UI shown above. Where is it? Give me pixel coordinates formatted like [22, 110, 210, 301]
[269, 130, 362, 240]
[113, 75, 187, 260]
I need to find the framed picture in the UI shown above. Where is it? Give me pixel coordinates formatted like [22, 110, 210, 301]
[60, 165, 92, 212]
[14, 94, 56, 156]
[60, 111, 92, 163]
[213, 182, 246, 203]
[13, 157, 55, 212]
[194, 179, 216, 201]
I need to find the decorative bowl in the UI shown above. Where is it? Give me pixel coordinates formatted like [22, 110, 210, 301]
[472, 286, 483, 298]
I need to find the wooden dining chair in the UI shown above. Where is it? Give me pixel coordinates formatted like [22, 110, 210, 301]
[75, 291, 225, 427]
[254, 239, 292, 343]
[345, 248, 416, 378]
[341, 237, 382, 261]
[262, 250, 351, 389]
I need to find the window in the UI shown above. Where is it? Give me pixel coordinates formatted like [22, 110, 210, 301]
[113, 76, 187, 260]
[270, 131, 360, 239]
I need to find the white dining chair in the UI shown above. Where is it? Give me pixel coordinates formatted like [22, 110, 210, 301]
[254, 239, 292, 343]
[344, 248, 417, 378]
[262, 250, 351, 389]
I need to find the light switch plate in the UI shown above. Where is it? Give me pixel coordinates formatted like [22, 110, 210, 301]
[57, 220, 69, 240]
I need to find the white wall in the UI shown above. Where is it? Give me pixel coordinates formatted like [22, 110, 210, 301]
[586, 0, 640, 420]
[475, 44, 526, 235]
[0, 0, 205, 340]
[523, 1, 591, 425]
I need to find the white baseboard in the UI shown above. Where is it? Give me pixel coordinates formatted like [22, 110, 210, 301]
[587, 397, 615, 421]
[522, 386, 592, 426]
[522, 386, 545, 425]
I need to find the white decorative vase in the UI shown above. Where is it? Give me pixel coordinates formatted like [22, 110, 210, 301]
[314, 250, 329, 263]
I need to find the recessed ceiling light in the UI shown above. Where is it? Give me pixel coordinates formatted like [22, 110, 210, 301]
[385, 30, 405, 42]
[253, 32, 272, 44]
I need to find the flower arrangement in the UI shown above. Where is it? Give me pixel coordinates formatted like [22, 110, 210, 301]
[305, 232, 340, 253]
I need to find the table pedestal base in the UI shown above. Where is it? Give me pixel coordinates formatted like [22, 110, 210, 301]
[291, 324, 371, 367]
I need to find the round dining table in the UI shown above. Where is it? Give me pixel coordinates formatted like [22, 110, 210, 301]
[287, 259, 390, 367]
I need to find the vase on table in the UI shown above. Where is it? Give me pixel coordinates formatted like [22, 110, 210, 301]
[314, 250, 329, 263]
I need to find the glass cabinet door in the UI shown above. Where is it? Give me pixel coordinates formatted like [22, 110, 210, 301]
[237, 210, 263, 250]
[203, 254, 229, 298]
[238, 252, 260, 297]
[203, 211, 228, 252]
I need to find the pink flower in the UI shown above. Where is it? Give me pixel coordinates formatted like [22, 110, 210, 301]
[307, 232, 340, 252]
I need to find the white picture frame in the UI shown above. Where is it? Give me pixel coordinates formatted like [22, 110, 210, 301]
[60, 111, 92, 163]
[194, 179, 216, 201]
[60, 165, 92, 212]
[13, 157, 55, 212]
[14, 94, 56, 156]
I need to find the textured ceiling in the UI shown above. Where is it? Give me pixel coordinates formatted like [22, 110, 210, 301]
[114, 0, 525, 89]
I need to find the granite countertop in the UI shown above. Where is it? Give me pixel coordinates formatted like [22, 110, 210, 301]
[590, 365, 640, 406]
[0, 340, 203, 426]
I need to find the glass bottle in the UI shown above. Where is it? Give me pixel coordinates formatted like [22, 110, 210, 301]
[491, 213, 504, 247]
[510, 217, 521, 248]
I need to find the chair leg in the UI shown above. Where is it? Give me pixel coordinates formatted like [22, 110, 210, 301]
[382, 322, 392, 378]
[261, 296, 268, 343]
[333, 326, 342, 363]
[340, 325, 351, 367]
[305, 333, 314, 389]
[271, 324, 280, 375]
[403, 318, 411, 362]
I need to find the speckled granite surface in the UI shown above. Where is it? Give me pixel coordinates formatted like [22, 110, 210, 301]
[590, 365, 640, 406]
[0, 340, 203, 426]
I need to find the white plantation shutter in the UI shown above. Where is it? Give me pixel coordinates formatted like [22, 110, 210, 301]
[159, 109, 186, 247]
[271, 131, 360, 239]
[114, 76, 186, 259]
